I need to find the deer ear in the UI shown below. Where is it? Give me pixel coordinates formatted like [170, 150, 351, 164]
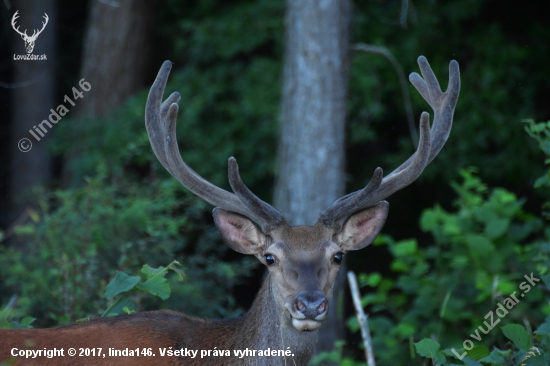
[213, 208, 267, 255]
[336, 201, 389, 251]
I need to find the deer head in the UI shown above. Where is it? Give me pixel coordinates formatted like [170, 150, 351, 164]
[11, 11, 49, 54]
[145, 56, 460, 331]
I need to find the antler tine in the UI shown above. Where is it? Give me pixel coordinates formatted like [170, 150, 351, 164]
[145, 61, 174, 173]
[146, 61, 285, 231]
[227, 158, 286, 230]
[410, 56, 460, 164]
[11, 11, 26, 36]
[320, 56, 460, 229]
[321, 113, 431, 228]
[383, 57, 460, 179]
[36, 13, 49, 36]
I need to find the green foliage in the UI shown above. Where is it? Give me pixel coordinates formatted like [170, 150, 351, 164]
[414, 338, 446, 365]
[0, 316, 35, 330]
[0, 168, 257, 326]
[523, 119, 550, 218]
[348, 0, 548, 191]
[102, 261, 184, 317]
[351, 169, 548, 364]
[1, 0, 283, 327]
[415, 323, 550, 365]
[57, 0, 283, 197]
[309, 341, 365, 366]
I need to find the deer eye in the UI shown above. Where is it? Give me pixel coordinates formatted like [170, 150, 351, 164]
[333, 252, 344, 264]
[265, 254, 275, 265]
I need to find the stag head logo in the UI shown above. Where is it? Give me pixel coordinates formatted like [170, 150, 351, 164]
[11, 11, 49, 54]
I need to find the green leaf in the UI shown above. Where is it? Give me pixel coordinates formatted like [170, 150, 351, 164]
[141, 260, 185, 281]
[104, 271, 141, 300]
[484, 218, 510, 239]
[534, 316, 550, 335]
[20, 317, 36, 326]
[501, 324, 531, 351]
[466, 234, 495, 256]
[166, 260, 185, 281]
[541, 275, 550, 288]
[141, 264, 165, 280]
[478, 347, 510, 364]
[137, 275, 171, 300]
[396, 322, 415, 337]
[105, 297, 135, 317]
[414, 339, 446, 364]
[466, 345, 490, 360]
[391, 240, 417, 256]
[462, 358, 483, 366]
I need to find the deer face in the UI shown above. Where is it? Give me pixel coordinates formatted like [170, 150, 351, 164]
[145, 58, 459, 331]
[213, 202, 388, 332]
[21, 34, 38, 53]
[11, 11, 49, 54]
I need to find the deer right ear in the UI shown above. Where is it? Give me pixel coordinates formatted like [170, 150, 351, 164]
[213, 208, 267, 255]
[336, 201, 389, 251]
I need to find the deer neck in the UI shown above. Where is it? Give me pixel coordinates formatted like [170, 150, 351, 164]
[234, 273, 318, 364]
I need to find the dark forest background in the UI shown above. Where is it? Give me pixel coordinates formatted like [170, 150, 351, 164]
[1, 0, 550, 364]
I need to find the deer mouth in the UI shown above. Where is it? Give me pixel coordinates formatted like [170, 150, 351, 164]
[285, 296, 329, 331]
[291, 317, 324, 331]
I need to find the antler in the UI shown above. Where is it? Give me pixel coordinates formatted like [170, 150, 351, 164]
[11, 11, 48, 40]
[145, 61, 286, 232]
[29, 13, 49, 40]
[320, 56, 460, 230]
[11, 11, 26, 37]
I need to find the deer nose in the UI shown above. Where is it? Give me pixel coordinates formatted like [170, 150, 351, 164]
[294, 291, 328, 320]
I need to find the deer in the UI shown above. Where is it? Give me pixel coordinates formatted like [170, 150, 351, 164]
[11, 10, 49, 54]
[0, 56, 460, 365]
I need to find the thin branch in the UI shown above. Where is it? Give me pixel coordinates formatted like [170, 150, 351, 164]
[352, 43, 418, 148]
[347, 271, 376, 366]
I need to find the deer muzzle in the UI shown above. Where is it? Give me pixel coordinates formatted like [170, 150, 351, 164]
[286, 291, 328, 331]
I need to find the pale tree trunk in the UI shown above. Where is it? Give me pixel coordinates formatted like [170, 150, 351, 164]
[10, 0, 56, 247]
[76, 0, 154, 117]
[275, 0, 352, 356]
[63, 0, 154, 185]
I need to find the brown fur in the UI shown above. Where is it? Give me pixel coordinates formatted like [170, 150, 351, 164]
[0, 205, 389, 366]
[0, 278, 316, 365]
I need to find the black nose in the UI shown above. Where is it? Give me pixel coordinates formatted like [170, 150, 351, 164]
[294, 291, 328, 319]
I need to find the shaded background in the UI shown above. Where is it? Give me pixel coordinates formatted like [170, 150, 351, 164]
[1, 0, 550, 363]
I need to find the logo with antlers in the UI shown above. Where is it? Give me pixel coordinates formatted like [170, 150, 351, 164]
[11, 11, 49, 54]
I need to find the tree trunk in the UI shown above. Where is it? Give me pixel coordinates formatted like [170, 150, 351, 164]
[275, 0, 352, 355]
[63, 0, 154, 185]
[76, 0, 154, 118]
[10, 0, 56, 247]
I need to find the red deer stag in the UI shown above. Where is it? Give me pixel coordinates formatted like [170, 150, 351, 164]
[0, 56, 460, 365]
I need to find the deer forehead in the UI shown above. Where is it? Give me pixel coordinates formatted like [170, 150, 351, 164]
[268, 225, 338, 253]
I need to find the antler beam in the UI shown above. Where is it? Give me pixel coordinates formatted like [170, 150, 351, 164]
[145, 61, 286, 232]
[320, 56, 460, 229]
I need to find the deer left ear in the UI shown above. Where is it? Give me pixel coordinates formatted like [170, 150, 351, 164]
[213, 208, 267, 255]
[336, 201, 389, 251]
